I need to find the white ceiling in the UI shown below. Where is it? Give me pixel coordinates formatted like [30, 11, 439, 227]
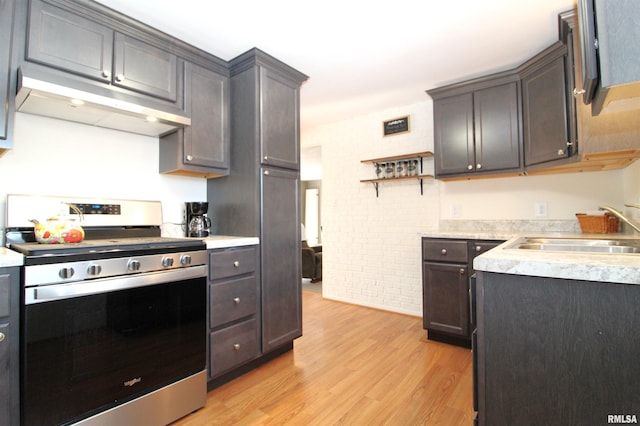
[94, 0, 576, 132]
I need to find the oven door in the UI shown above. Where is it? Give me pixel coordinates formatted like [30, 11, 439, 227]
[21, 267, 207, 426]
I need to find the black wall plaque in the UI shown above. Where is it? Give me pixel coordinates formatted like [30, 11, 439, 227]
[383, 116, 410, 136]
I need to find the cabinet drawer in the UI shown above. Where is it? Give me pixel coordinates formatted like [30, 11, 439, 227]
[422, 239, 468, 263]
[209, 318, 259, 376]
[0, 274, 9, 318]
[471, 240, 502, 258]
[209, 246, 257, 280]
[209, 276, 258, 328]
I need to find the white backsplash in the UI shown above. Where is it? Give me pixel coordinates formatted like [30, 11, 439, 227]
[439, 219, 581, 234]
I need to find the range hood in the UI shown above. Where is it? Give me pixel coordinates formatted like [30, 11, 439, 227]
[15, 68, 191, 137]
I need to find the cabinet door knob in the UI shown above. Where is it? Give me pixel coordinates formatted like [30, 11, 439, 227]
[233, 261, 240, 268]
[459, 268, 466, 275]
[0, 332, 4, 342]
[573, 88, 586, 97]
[186, 155, 193, 161]
[476, 245, 482, 252]
[467, 165, 473, 170]
[476, 163, 482, 169]
[115, 74, 125, 82]
[264, 170, 270, 175]
[557, 149, 565, 156]
[441, 248, 447, 255]
[264, 156, 269, 161]
[233, 297, 240, 304]
[102, 69, 111, 79]
[233, 343, 241, 351]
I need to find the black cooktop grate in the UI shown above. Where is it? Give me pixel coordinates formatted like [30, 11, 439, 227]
[11, 237, 204, 257]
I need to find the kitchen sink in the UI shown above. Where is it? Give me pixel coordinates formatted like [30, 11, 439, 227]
[512, 237, 640, 254]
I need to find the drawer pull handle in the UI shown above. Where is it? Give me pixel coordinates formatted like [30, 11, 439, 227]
[233, 261, 240, 268]
[233, 297, 240, 304]
[441, 249, 447, 255]
[233, 343, 241, 351]
[0, 332, 4, 342]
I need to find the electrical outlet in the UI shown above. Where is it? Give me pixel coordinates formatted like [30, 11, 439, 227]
[450, 204, 461, 218]
[534, 201, 548, 218]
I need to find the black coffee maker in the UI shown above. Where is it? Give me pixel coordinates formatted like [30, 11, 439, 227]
[185, 202, 211, 237]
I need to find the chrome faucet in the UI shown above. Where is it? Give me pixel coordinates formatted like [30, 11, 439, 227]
[599, 205, 640, 233]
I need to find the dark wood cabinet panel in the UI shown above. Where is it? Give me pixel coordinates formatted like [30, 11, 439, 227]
[433, 93, 474, 176]
[579, 0, 640, 115]
[0, 268, 19, 426]
[26, 0, 113, 82]
[260, 167, 302, 352]
[25, 0, 182, 106]
[522, 43, 574, 167]
[473, 82, 521, 172]
[113, 33, 179, 102]
[430, 78, 522, 178]
[0, 322, 10, 426]
[208, 246, 257, 281]
[477, 272, 640, 425]
[209, 318, 259, 377]
[0, 0, 16, 149]
[208, 49, 307, 359]
[422, 238, 503, 348]
[422, 262, 469, 337]
[209, 276, 258, 328]
[260, 68, 301, 171]
[160, 62, 229, 177]
[422, 239, 468, 263]
[183, 62, 229, 170]
[206, 246, 260, 381]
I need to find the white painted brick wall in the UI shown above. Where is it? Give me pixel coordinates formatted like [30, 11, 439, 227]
[314, 101, 438, 316]
[303, 98, 632, 317]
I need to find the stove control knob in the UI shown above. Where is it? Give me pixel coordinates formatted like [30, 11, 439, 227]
[127, 259, 141, 272]
[87, 264, 102, 276]
[162, 257, 174, 268]
[180, 255, 192, 266]
[58, 267, 75, 279]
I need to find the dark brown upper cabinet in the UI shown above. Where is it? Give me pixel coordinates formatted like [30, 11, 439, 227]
[25, 0, 182, 106]
[428, 73, 522, 179]
[521, 42, 577, 168]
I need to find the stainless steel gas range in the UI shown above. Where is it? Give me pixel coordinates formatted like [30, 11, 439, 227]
[5, 194, 207, 426]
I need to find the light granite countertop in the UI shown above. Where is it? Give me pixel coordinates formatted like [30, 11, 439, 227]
[473, 235, 640, 285]
[202, 235, 259, 250]
[0, 247, 24, 267]
[423, 220, 640, 285]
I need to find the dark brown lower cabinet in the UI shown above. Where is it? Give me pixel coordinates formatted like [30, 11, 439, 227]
[476, 271, 640, 425]
[421, 238, 502, 348]
[207, 246, 260, 380]
[423, 261, 469, 338]
[0, 267, 19, 426]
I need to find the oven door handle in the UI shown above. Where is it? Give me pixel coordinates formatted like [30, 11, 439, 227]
[25, 266, 207, 304]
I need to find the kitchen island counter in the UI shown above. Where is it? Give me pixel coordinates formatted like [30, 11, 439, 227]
[473, 234, 640, 285]
[0, 247, 23, 267]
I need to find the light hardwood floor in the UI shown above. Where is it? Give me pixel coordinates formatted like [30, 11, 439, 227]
[173, 291, 475, 425]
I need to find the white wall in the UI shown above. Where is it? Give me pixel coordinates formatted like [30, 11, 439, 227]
[623, 160, 640, 221]
[304, 98, 630, 317]
[0, 113, 206, 238]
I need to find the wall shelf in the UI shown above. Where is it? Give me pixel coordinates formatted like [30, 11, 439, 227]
[360, 151, 434, 197]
